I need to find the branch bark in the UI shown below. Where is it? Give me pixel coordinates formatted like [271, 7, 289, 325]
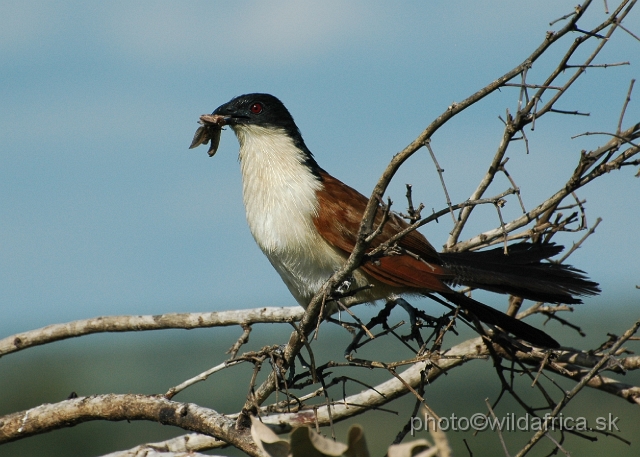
[0, 307, 303, 358]
[0, 394, 259, 456]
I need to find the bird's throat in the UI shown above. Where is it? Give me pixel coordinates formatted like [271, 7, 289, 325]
[235, 125, 322, 252]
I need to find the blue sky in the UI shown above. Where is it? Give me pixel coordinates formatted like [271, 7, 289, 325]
[1, 2, 638, 335]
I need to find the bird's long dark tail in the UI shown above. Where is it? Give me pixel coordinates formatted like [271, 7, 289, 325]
[440, 290, 561, 348]
[439, 242, 600, 304]
[435, 242, 600, 348]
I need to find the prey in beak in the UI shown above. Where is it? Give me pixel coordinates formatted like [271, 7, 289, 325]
[189, 114, 227, 157]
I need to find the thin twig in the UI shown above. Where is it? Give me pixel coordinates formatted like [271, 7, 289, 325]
[165, 360, 246, 399]
[564, 61, 629, 68]
[227, 324, 252, 358]
[556, 217, 602, 264]
[484, 398, 511, 457]
[616, 20, 640, 41]
[617, 79, 636, 134]
[425, 139, 456, 224]
[548, 108, 591, 116]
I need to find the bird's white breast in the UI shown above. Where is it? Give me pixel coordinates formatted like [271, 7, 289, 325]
[233, 125, 347, 306]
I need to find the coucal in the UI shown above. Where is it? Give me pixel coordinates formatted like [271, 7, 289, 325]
[190, 93, 600, 348]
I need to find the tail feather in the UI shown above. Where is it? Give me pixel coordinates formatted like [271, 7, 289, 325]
[440, 243, 600, 304]
[442, 291, 560, 348]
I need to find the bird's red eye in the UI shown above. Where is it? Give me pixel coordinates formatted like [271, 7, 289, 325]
[250, 102, 263, 114]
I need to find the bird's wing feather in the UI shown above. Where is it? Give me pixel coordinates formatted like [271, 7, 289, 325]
[313, 171, 454, 292]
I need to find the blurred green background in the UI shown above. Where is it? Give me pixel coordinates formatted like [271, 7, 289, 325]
[2, 304, 639, 456]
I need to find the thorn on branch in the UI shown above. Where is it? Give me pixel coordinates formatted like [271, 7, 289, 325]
[531, 96, 540, 131]
[517, 66, 531, 113]
[616, 20, 640, 43]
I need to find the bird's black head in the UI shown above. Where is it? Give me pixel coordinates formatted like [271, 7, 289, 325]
[213, 93, 298, 132]
[213, 93, 318, 165]
[204, 93, 321, 173]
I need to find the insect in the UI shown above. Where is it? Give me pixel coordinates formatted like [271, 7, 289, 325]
[189, 114, 226, 157]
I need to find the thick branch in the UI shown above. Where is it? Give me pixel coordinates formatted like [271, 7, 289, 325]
[0, 394, 259, 456]
[103, 433, 223, 457]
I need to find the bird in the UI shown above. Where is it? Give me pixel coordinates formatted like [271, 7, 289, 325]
[190, 93, 600, 349]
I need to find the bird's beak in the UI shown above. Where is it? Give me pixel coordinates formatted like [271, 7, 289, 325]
[212, 101, 250, 126]
[199, 114, 230, 126]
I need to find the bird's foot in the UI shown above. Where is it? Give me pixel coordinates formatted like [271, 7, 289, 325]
[334, 276, 355, 295]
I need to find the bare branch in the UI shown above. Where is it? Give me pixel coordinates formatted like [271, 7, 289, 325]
[564, 61, 630, 68]
[102, 434, 224, 456]
[425, 139, 456, 224]
[165, 360, 246, 400]
[618, 79, 636, 134]
[0, 307, 303, 358]
[0, 394, 259, 456]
